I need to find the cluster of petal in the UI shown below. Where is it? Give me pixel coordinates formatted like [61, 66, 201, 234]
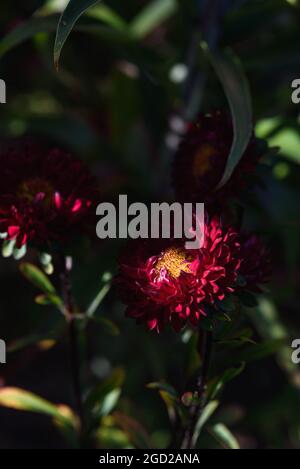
[0, 142, 98, 248]
[117, 218, 242, 333]
[172, 110, 263, 206]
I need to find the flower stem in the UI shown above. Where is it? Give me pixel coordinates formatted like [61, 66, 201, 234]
[60, 255, 85, 445]
[181, 328, 213, 449]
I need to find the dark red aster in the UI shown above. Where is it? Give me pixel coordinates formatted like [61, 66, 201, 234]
[239, 234, 271, 292]
[172, 110, 263, 206]
[116, 218, 241, 333]
[0, 142, 98, 248]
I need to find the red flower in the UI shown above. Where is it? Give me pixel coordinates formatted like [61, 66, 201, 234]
[116, 218, 241, 333]
[172, 110, 263, 205]
[0, 142, 98, 248]
[239, 234, 272, 292]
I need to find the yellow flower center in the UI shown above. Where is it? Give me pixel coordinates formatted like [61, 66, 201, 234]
[155, 247, 191, 279]
[193, 144, 216, 178]
[18, 178, 54, 205]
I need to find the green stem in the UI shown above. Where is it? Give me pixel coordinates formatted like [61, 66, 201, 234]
[181, 328, 213, 449]
[60, 255, 86, 445]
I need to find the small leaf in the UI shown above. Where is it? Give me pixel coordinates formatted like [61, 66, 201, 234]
[86, 275, 112, 318]
[87, 4, 128, 32]
[208, 363, 245, 400]
[8, 320, 64, 353]
[54, 0, 102, 68]
[98, 389, 121, 418]
[130, 0, 177, 39]
[147, 382, 178, 423]
[192, 400, 219, 447]
[0, 387, 77, 430]
[20, 263, 56, 294]
[2, 239, 15, 258]
[85, 368, 124, 419]
[8, 334, 54, 353]
[113, 411, 152, 449]
[146, 382, 178, 397]
[35, 293, 63, 308]
[201, 42, 252, 190]
[229, 339, 286, 364]
[209, 423, 240, 449]
[0, 16, 58, 57]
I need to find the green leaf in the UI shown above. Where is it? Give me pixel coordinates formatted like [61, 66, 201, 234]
[146, 382, 178, 397]
[0, 13, 127, 59]
[201, 42, 252, 190]
[8, 333, 59, 353]
[86, 273, 112, 317]
[87, 4, 128, 32]
[209, 423, 240, 449]
[54, 0, 102, 68]
[20, 263, 56, 294]
[130, 0, 177, 39]
[98, 389, 121, 418]
[113, 412, 152, 449]
[0, 387, 77, 430]
[254, 298, 288, 340]
[231, 339, 286, 364]
[85, 368, 124, 419]
[192, 400, 219, 447]
[35, 293, 64, 308]
[0, 16, 58, 57]
[209, 363, 245, 400]
[147, 382, 178, 423]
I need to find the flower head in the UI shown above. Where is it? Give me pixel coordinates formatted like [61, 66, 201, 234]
[0, 142, 98, 248]
[116, 218, 241, 333]
[172, 110, 263, 205]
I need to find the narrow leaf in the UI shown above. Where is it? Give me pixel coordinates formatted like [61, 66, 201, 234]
[0, 16, 57, 57]
[130, 0, 177, 39]
[192, 400, 219, 447]
[86, 279, 112, 318]
[87, 4, 128, 32]
[85, 368, 125, 417]
[54, 0, 101, 68]
[209, 363, 245, 400]
[201, 42, 252, 190]
[20, 263, 56, 294]
[0, 387, 77, 430]
[113, 411, 152, 449]
[209, 423, 240, 449]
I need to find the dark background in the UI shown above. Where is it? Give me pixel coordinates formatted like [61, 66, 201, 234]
[0, 0, 300, 449]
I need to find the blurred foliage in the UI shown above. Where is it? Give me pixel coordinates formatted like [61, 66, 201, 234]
[0, 0, 299, 450]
